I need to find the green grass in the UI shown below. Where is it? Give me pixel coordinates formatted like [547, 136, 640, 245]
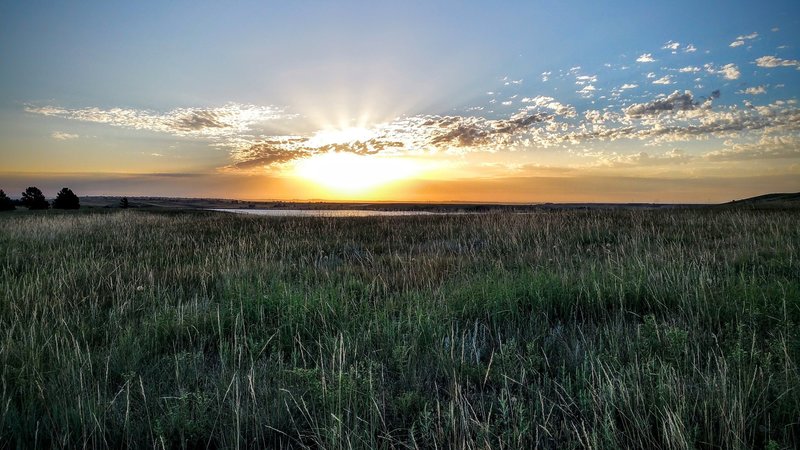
[0, 208, 798, 449]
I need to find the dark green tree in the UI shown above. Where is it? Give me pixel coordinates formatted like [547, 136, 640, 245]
[0, 190, 15, 211]
[21, 187, 49, 210]
[120, 197, 129, 209]
[52, 187, 80, 210]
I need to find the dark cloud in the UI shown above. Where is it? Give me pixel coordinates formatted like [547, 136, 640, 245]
[430, 113, 550, 147]
[228, 144, 310, 170]
[624, 90, 699, 117]
[173, 111, 228, 131]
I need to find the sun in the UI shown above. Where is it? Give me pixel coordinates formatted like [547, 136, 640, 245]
[293, 151, 420, 195]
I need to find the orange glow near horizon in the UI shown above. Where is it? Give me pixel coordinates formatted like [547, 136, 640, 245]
[293, 151, 423, 196]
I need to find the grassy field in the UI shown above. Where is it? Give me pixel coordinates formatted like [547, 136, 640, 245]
[1, 208, 798, 449]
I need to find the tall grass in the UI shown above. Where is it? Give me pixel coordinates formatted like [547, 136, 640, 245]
[0, 208, 798, 449]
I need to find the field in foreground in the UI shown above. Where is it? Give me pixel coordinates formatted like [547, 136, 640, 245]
[1, 209, 798, 449]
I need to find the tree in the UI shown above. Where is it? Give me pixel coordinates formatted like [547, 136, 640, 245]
[0, 190, 15, 211]
[52, 187, 80, 209]
[21, 187, 49, 210]
[120, 197, 129, 209]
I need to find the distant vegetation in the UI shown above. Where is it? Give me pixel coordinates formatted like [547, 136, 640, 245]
[0, 186, 84, 211]
[0, 190, 14, 211]
[20, 186, 49, 210]
[0, 208, 798, 448]
[52, 187, 80, 209]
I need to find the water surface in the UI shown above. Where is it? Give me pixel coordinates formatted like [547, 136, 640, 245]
[210, 209, 438, 217]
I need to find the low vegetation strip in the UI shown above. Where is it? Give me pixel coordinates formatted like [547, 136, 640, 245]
[0, 208, 798, 448]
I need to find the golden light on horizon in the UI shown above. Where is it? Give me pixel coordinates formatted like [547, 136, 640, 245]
[293, 151, 422, 196]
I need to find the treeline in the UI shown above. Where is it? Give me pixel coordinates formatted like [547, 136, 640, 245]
[0, 186, 80, 211]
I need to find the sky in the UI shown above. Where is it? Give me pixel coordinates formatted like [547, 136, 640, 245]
[1, 0, 799, 202]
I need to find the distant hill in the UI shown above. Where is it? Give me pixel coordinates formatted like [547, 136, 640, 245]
[723, 192, 800, 209]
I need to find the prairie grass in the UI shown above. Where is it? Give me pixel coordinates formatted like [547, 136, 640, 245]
[0, 208, 798, 449]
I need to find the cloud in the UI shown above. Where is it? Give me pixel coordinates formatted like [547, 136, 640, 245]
[719, 63, 740, 80]
[704, 135, 800, 161]
[738, 86, 767, 95]
[577, 84, 597, 97]
[662, 41, 680, 51]
[755, 55, 800, 69]
[624, 90, 699, 117]
[636, 53, 656, 63]
[652, 75, 673, 85]
[705, 63, 740, 80]
[684, 44, 697, 53]
[730, 32, 759, 47]
[520, 96, 576, 117]
[679, 66, 701, 73]
[51, 131, 79, 140]
[27, 103, 291, 138]
[597, 149, 692, 167]
[619, 83, 638, 90]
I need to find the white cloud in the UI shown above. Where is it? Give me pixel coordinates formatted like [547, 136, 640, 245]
[646, 72, 656, 78]
[575, 75, 598, 85]
[577, 84, 597, 97]
[738, 86, 767, 95]
[771, 27, 780, 32]
[652, 75, 673, 85]
[679, 66, 701, 73]
[619, 83, 638, 90]
[755, 55, 800, 69]
[705, 63, 740, 80]
[662, 41, 680, 51]
[719, 63, 740, 80]
[684, 44, 697, 53]
[730, 32, 758, 48]
[29, 103, 290, 139]
[704, 135, 800, 161]
[51, 131, 79, 140]
[636, 53, 656, 63]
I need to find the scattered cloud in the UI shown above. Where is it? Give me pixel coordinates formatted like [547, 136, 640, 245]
[679, 66, 701, 73]
[652, 75, 673, 85]
[704, 135, 800, 161]
[27, 103, 291, 139]
[755, 55, 800, 69]
[577, 84, 598, 97]
[51, 131, 79, 140]
[730, 32, 758, 48]
[738, 85, 767, 95]
[684, 44, 697, 53]
[619, 83, 638, 90]
[636, 53, 656, 63]
[624, 90, 699, 117]
[662, 41, 680, 51]
[705, 63, 740, 80]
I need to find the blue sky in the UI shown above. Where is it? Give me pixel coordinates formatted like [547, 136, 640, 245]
[1, 1, 799, 201]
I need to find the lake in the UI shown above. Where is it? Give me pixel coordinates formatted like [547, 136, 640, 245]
[209, 208, 439, 217]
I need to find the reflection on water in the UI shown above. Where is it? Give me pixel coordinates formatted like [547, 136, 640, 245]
[209, 209, 438, 217]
